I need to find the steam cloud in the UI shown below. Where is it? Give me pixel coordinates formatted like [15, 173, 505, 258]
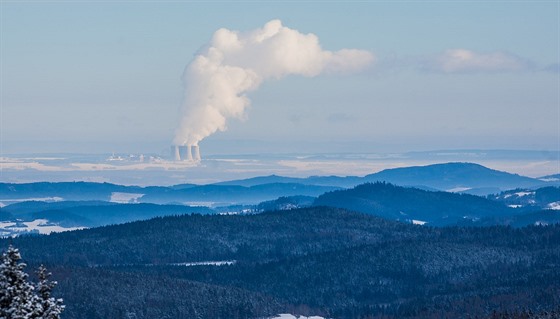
[173, 19, 374, 147]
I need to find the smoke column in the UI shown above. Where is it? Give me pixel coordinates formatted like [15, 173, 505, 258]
[173, 19, 375, 151]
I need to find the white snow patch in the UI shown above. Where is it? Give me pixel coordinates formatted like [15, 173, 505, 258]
[540, 177, 559, 182]
[183, 201, 216, 207]
[171, 260, 236, 267]
[0, 221, 23, 229]
[0, 219, 84, 236]
[0, 197, 63, 204]
[24, 219, 85, 234]
[412, 220, 427, 225]
[269, 315, 325, 319]
[508, 205, 523, 208]
[0, 202, 5, 208]
[514, 191, 534, 197]
[547, 201, 560, 210]
[110, 192, 144, 203]
[447, 187, 471, 193]
[504, 191, 534, 199]
[462, 216, 480, 221]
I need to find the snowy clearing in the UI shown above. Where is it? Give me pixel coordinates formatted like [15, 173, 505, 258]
[183, 201, 217, 207]
[268, 315, 326, 319]
[508, 205, 523, 208]
[0, 219, 84, 236]
[104, 260, 237, 268]
[515, 191, 534, 197]
[547, 202, 560, 210]
[110, 192, 144, 203]
[446, 187, 471, 193]
[171, 261, 236, 267]
[412, 220, 427, 225]
[504, 191, 534, 199]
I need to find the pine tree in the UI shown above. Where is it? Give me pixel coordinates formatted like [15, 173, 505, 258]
[33, 266, 64, 319]
[0, 246, 64, 319]
[0, 245, 38, 319]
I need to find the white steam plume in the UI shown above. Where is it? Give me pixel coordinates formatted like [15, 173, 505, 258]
[173, 19, 374, 147]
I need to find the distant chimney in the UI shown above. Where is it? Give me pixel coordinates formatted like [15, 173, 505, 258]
[172, 145, 181, 161]
[187, 145, 193, 161]
[193, 145, 201, 161]
[178, 145, 192, 161]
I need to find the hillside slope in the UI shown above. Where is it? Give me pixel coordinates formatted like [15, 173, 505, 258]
[314, 182, 513, 226]
[363, 162, 543, 191]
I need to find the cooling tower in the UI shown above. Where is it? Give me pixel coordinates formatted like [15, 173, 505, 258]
[193, 145, 201, 161]
[172, 145, 181, 161]
[187, 145, 193, 161]
[178, 145, 193, 161]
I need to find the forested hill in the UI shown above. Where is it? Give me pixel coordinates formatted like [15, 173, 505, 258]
[8, 207, 411, 266]
[314, 182, 513, 225]
[3, 207, 560, 318]
[0, 202, 214, 228]
[362, 162, 543, 190]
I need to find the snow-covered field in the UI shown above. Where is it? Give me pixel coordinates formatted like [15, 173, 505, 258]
[268, 315, 326, 319]
[110, 192, 144, 203]
[183, 201, 217, 207]
[0, 219, 84, 237]
[547, 201, 560, 210]
[171, 261, 236, 267]
[106, 260, 237, 268]
[504, 191, 534, 199]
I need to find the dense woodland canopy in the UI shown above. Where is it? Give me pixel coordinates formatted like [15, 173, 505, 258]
[2, 206, 559, 318]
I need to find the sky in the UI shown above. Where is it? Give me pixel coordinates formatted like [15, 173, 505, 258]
[1, 1, 559, 156]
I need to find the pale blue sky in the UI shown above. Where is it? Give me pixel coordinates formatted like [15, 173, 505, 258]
[1, 1, 558, 155]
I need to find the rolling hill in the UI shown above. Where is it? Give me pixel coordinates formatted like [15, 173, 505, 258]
[313, 182, 514, 226]
[361, 162, 544, 191]
[0, 201, 214, 235]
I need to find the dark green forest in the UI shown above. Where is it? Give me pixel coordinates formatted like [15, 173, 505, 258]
[4, 207, 560, 318]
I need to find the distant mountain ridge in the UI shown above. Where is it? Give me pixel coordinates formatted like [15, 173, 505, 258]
[539, 173, 560, 182]
[362, 162, 543, 190]
[215, 162, 551, 192]
[0, 181, 147, 201]
[138, 183, 340, 205]
[1, 163, 552, 206]
[0, 181, 339, 206]
[1, 162, 557, 232]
